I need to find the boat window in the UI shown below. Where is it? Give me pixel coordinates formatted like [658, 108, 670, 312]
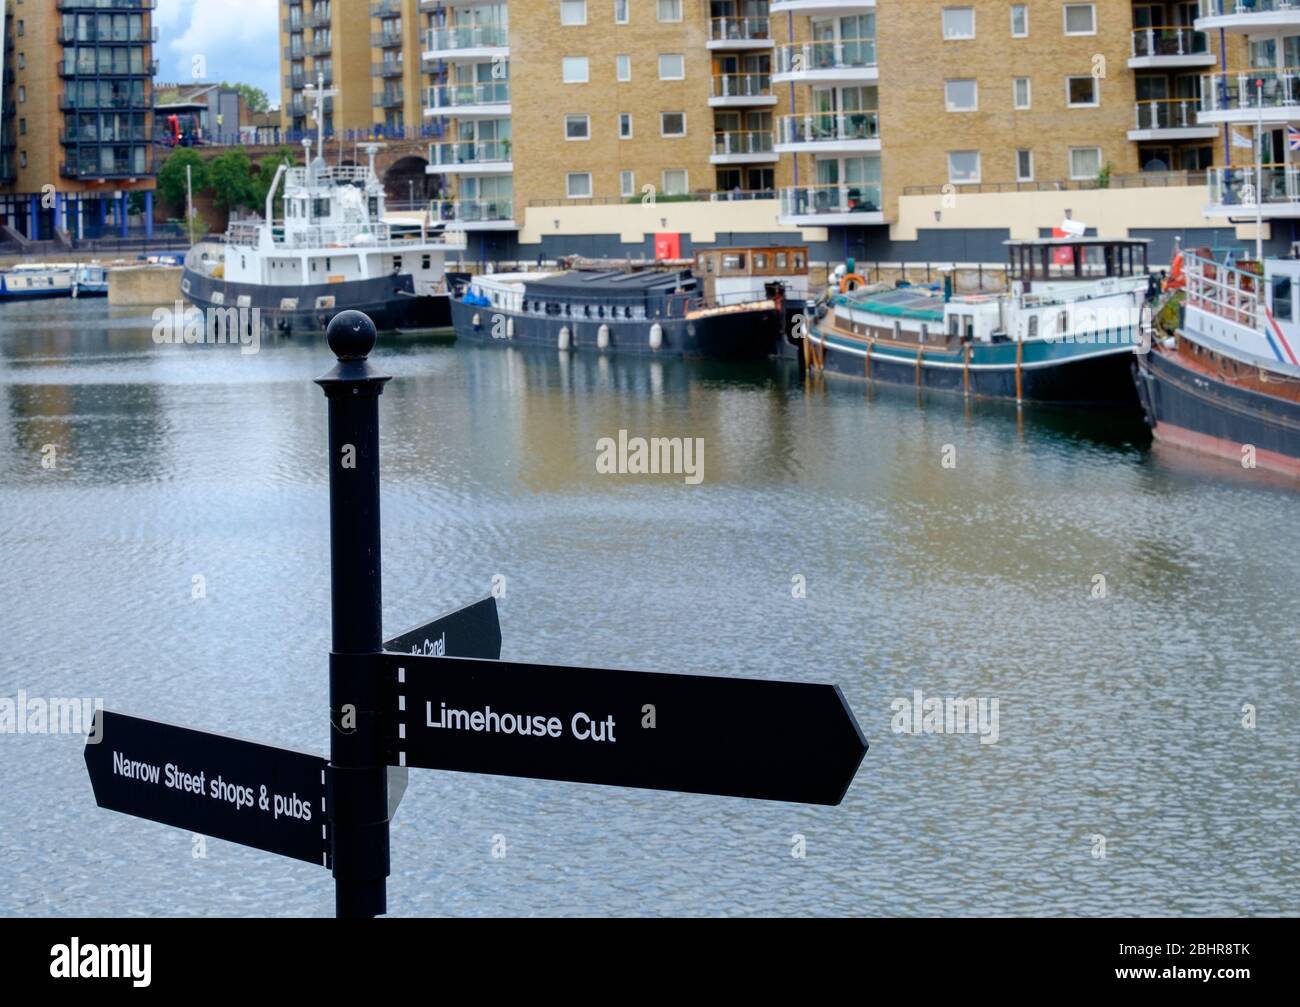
[422, 255, 431, 270]
[326, 257, 332, 271]
[369, 197, 380, 219]
[723, 254, 745, 271]
[1058, 310, 1069, 335]
[1027, 315, 1038, 339]
[948, 314, 960, 338]
[312, 198, 329, 219]
[1272, 275, 1293, 322]
[794, 253, 805, 269]
[893, 321, 902, 340]
[776, 253, 787, 269]
[703, 256, 713, 273]
[754, 253, 768, 270]
[920, 324, 928, 343]
[963, 316, 974, 340]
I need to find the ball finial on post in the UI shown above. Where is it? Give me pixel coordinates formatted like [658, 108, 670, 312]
[327, 310, 378, 362]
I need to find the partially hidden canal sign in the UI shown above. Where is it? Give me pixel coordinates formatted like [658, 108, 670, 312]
[84, 711, 331, 867]
[83, 312, 869, 917]
[387, 655, 867, 806]
[384, 595, 501, 660]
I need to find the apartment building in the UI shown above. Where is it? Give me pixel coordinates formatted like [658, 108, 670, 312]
[1197, 0, 1300, 222]
[280, 0, 373, 137]
[0, 0, 157, 242]
[274, 2, 1256, 258]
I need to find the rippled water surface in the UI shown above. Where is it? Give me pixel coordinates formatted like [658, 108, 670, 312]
[1, 299, 1297, 917]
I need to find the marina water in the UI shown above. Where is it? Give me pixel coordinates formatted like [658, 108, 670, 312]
[1, 300, 1296, 916]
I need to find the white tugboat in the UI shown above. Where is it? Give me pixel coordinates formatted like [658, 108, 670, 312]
[181, 78, 465, 335]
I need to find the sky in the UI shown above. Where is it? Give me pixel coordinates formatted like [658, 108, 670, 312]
[155, 0, 281, 106]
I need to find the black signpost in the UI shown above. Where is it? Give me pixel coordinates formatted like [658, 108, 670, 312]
[82, 311, 868, 918]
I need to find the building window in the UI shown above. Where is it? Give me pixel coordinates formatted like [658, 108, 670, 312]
[567, 172, 593, 198]
[942, 7, 975, 40]
[662, 169, 688, 195]
[619, 112, 632, 138]
[1063, 3, 1096, 36]
[1069, 146, 1102, 179]
[18, 86, 25, 103]
[1013, 77, 1031, 109]
[1067, 75, 1098, 107]
[561, 0, 587, 25]
[948, 150, 981, 184]
[615, 0, 629, 24]
[659, 54, 684, 80]
[565, 113, 591, 140]
[945, 79, 977, 112]
[658, 0, 682, 22]
[1011, 4, 1028, 37]
[616, 54, 631, 81]
[19, 119, 26, 136]
[660, 111, 686, 136]
[1016, 149, 1034, 181]
[563, 57, 590, 83]
[620, 169, 635, 197]
[16, 53, 23, 69]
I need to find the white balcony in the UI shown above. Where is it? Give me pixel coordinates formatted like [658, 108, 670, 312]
[1206, 165, 1300, 218]
[1196, 0, 1300, 32]
[771, 1, 876, 15]
[423, 24, 509, 61]
[709, 73, 776, 107]
[707, 16, 773, 50]
[775, 111, 880, 153]
[778, 184, 884, 227]
[425, 140, 513, 175]
[1199, 67, 1300, 124]
[1128, 27, 1215, 68]
[431, 197, 517, 231]
[1128, 98, 1219, 140]
[425, 81, 510, 118]
[773, 39, 878, 85]
[710, 130, 777, 164]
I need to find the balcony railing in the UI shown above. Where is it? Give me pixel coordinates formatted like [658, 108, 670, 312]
[432, 198, 515, 223]
[61, 155, 154, 179]
[425, 24, 509, 51]
[1200, 67, 1300, 113]
[56, 0, 158, 9]
[61, 126, 150, 144]
[308, 38, 333, 56]
[58, 25, 159, 43]
[712, 130, 774, 155]
[1131, 27, 1209, 58]
[427, 81, 510, 110]
[58, 59, 158, 77]
[1198, 0, 1300, 16]
[711, 73, 771, 98]
[60, 91, 153, 111]
[1134, 98, 1202, 130]
[779, 183, 883, 217]
[1208, 164, 1300, 207]
[776, 111, 879, 144]
[775, 38, 877, 75]
[371, 0, 401, 14]
[429, 139, 512, 166]
[372, 30, 404, 47]
[709, 16, 770, 43]
[373, 91, 405, 108]
[284, 47, 305, 61]
[374, 61, 405, 78]
[304, 9, 331, 28]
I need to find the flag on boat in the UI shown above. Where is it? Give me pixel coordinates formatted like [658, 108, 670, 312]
[1289, 126, 1300, 152]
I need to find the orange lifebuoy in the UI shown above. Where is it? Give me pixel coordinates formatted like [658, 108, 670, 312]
[1164, 252, 1185, 292]
[840, 273, 866, 294]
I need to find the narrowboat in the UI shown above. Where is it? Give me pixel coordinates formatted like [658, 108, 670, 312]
[451, 245, 808, 358]
[789, 237, 1155, 405]
[1135, 249, 1300, 478]
[0, 264, 77, 301]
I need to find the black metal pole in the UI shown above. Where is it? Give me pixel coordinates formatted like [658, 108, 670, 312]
[315, 311, 391, 919]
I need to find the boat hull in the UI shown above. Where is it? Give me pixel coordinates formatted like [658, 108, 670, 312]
[180, 268, 452, 334]
[790, 327, 1140, 406]
[451, 297, 783, 358]
[1134, 346, 1300, 478]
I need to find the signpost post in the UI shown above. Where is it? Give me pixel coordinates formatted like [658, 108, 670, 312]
[82, 311, 868, 917]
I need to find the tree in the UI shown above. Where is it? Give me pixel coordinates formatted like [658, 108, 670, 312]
[156, 147, 208, 209]
[221, 81, 270, 114]
[207, 148, 260, 211]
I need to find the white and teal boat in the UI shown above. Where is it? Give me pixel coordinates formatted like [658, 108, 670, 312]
[793, 237, 1154, 405]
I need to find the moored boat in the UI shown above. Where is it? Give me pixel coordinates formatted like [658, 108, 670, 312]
[71, 264, 109, 299]
[451, 245, 808, 358]
[1135, 249, 1300, 478]
[0, 263, 77, 302]
[790, 236, 1155, 406]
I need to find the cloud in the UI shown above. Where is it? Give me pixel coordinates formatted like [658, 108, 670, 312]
[156, 0, 280, 104]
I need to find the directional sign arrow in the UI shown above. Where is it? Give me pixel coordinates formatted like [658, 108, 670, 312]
[384, 595, 501, 660]
[384, 655, 867, 806]
[84, 711, 331, 867]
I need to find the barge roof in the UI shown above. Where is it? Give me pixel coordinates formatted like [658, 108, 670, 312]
[843, 286, 946, 322]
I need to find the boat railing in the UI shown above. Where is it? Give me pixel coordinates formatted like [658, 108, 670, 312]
[1183, 251, 1261, 329]
[223, 220, 468, 251]
[1019, 276, 1146, 308]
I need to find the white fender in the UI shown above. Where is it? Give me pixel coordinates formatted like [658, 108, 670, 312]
[471, 312, 481, 329]
[597, 324, 610, 350]
[558, 326, 571, 350]
[649, 323, 663, 351]
[506, 316, 514, 339]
